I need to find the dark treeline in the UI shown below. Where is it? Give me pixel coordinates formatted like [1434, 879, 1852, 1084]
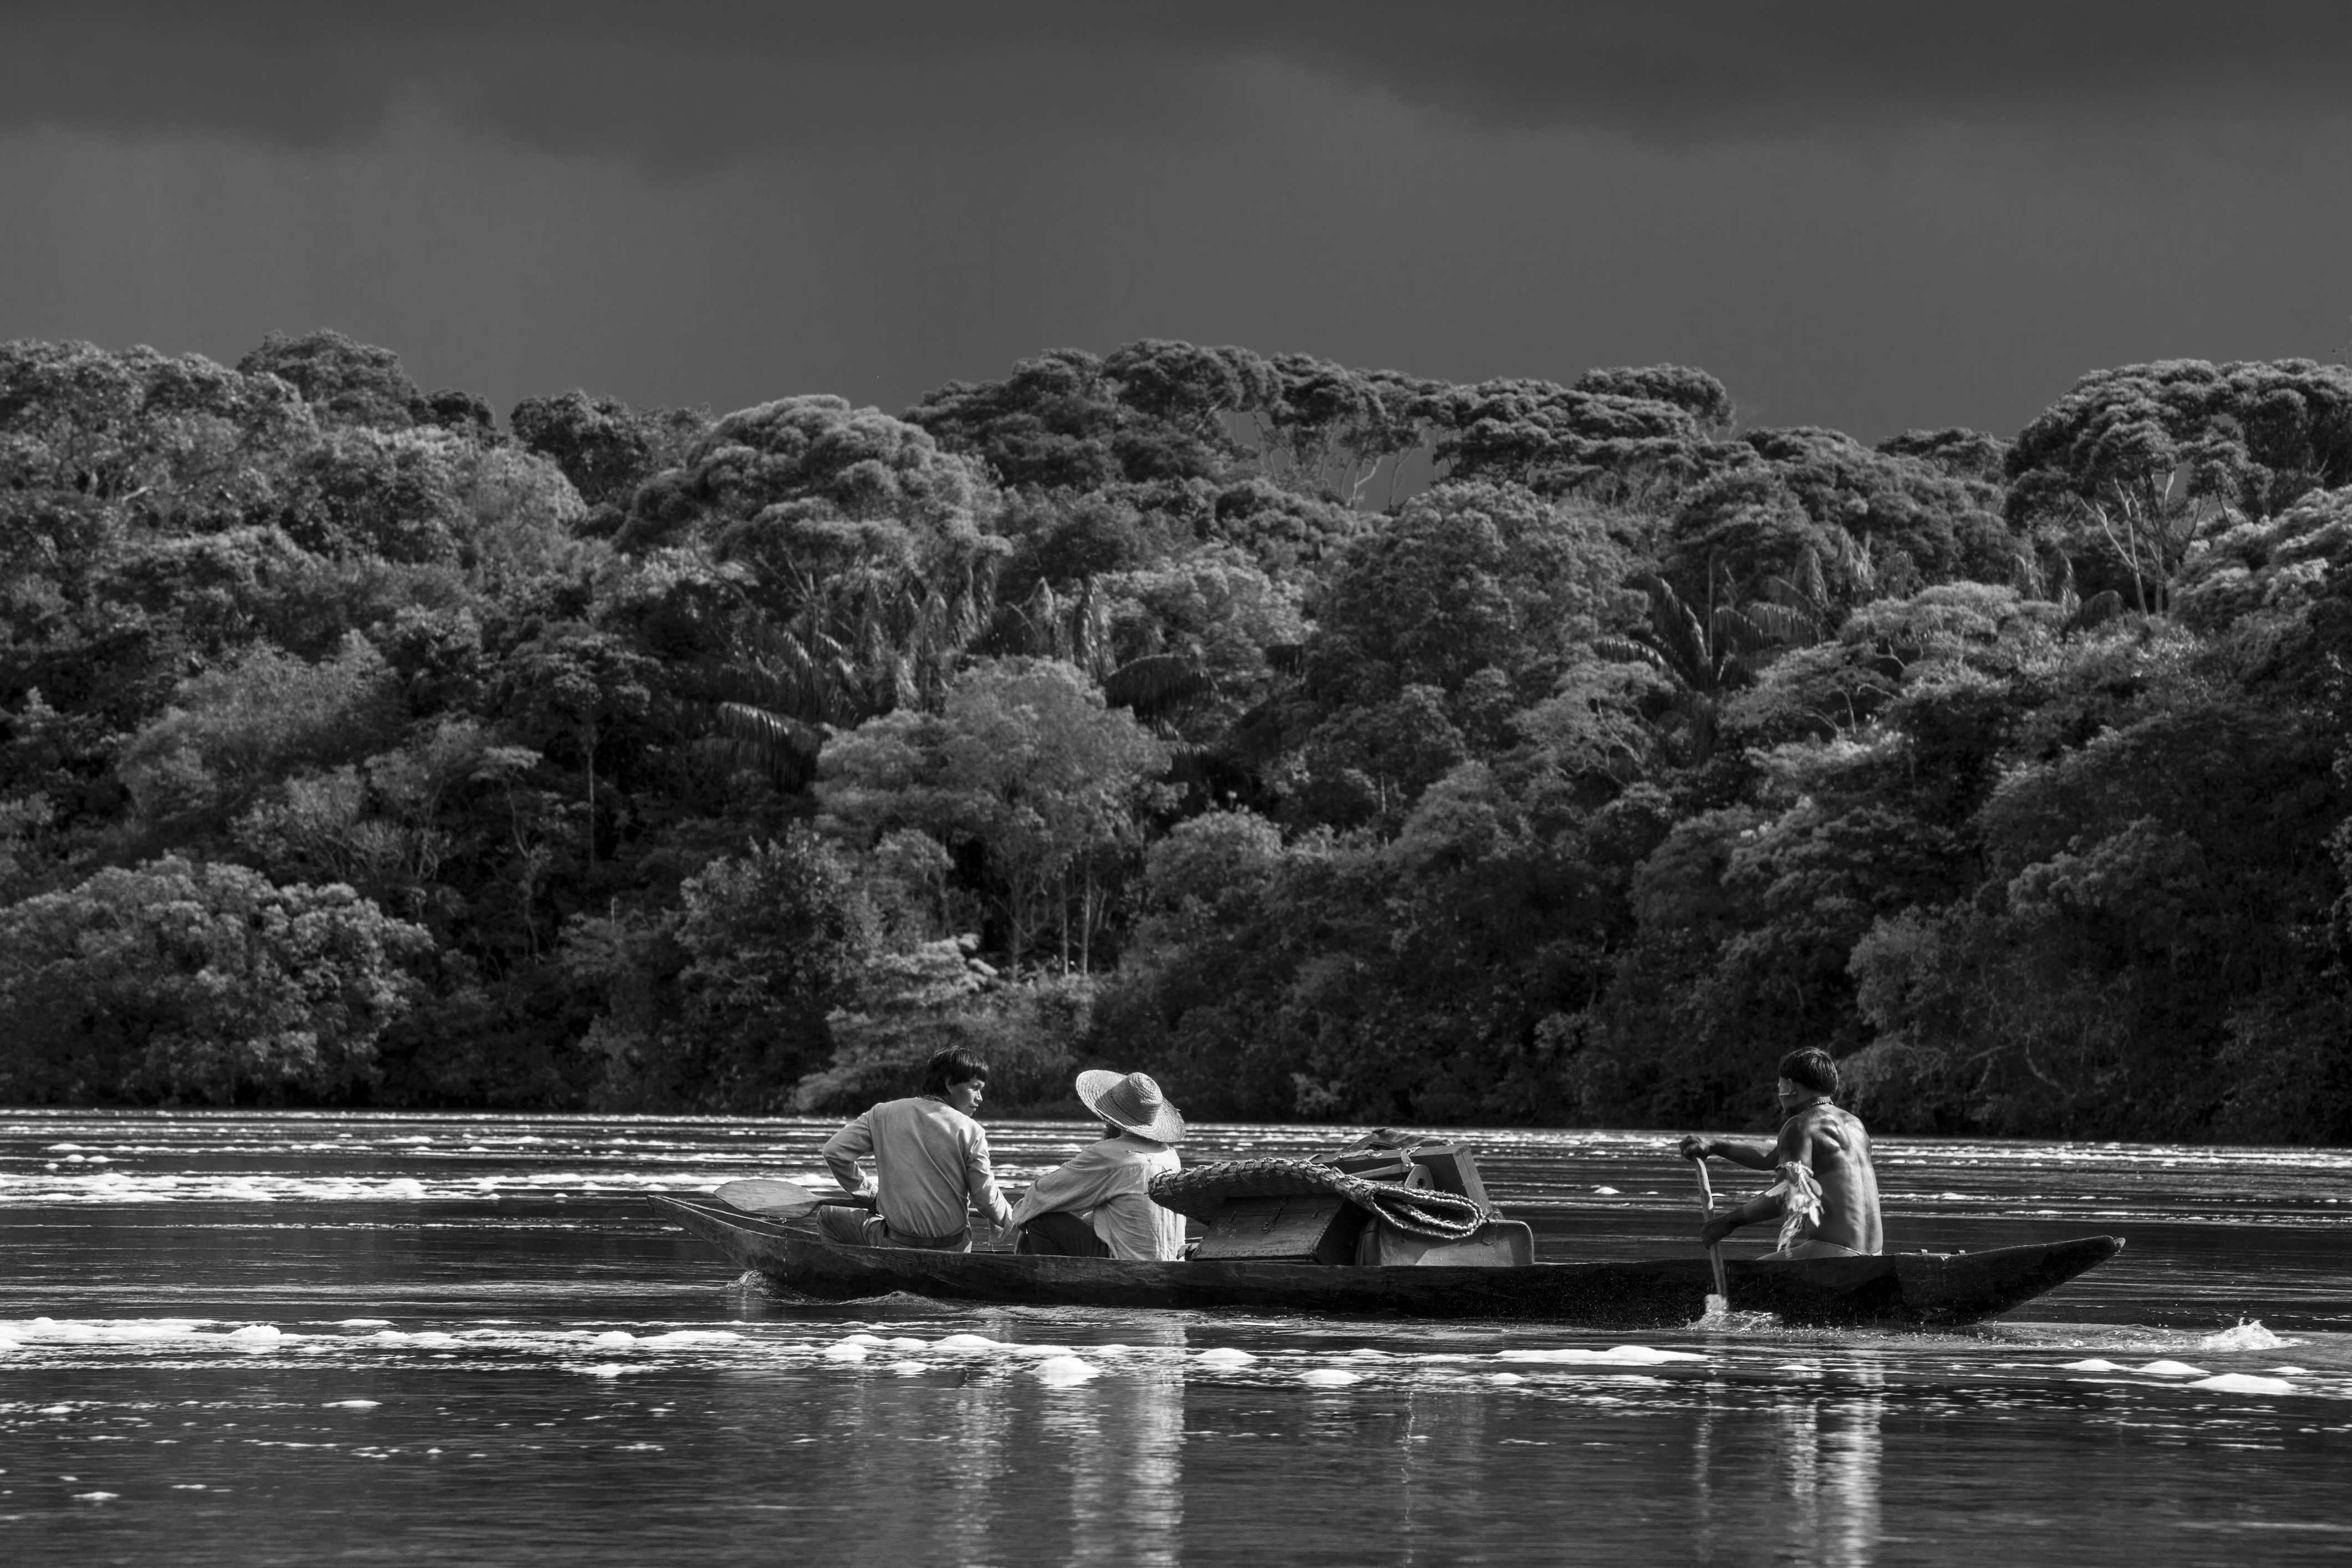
[3, 333, 2350, 1139]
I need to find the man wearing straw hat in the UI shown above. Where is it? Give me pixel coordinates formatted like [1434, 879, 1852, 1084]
[1005, 1071, 1188, 1261]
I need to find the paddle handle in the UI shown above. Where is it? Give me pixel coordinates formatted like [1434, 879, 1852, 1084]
[1692, 1152, 1730, 1302]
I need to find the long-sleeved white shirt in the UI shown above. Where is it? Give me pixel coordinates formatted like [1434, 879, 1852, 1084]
[822, 1096, 1011, 1239]
[1007, 1133, 1184, 1261]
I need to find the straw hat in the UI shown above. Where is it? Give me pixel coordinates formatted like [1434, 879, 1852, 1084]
[1077, 1070, 1187, 1144]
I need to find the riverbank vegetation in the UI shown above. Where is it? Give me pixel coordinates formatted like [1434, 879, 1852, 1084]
[4, 334, 2349, 1140]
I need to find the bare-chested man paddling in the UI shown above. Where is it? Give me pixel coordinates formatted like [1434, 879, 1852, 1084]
[1678, 1047, 1882, 1259]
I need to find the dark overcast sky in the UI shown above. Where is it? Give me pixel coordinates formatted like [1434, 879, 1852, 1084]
[4, 1, 2349, 440]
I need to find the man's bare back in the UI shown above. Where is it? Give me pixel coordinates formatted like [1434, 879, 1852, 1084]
[1679, 1051, 1883, 1257]
[1769, 1098, 1882, 1254]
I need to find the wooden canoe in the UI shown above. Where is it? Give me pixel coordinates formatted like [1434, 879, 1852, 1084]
[649, 1194, 2122, 1330]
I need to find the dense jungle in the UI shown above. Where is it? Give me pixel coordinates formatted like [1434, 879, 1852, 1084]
[3, 332, 2349, 1142]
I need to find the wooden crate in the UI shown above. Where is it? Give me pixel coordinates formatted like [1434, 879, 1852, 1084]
[1356, 1219, 1534, 1269]
[1315, 1149, 1417, 1184]
[1406, 1144, 1490, 1207]
[1194, 1195, 1367, 1264]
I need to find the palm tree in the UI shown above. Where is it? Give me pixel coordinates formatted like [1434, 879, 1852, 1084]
[691, 556, 1002, 795]
[1598, 566, 1816, 764]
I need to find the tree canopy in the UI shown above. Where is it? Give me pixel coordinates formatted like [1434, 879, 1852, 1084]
[1, 333, 2344, 1141]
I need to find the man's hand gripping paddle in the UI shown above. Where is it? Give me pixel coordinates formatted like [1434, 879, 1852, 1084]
[1691, 1155, 1730, 1320]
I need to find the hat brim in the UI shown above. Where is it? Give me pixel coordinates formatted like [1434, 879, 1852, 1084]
[1076, 1070, 1187, 1144]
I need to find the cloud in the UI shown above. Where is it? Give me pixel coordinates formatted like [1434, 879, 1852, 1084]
[11, 1, 2352, 170]
[1275, 1, 2352, 139]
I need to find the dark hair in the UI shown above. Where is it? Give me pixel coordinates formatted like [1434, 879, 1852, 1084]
[921, 1047, 990, 1096]
[1778, 1048, 1840, 1097]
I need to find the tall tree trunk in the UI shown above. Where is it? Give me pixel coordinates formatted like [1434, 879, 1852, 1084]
[582, 716, 598, 870]
[1080, 862, 1094, 976]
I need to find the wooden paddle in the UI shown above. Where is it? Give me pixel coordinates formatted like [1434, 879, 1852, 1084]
[1692, 1156, 1730, 1315]
[714, 1178, 826, 1218]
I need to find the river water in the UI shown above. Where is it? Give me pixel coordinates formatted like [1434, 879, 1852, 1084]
[2, 1111, 2346, 1566]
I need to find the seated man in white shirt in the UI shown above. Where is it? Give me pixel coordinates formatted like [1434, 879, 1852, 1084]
[818, 1047, 1012, 1251]
[1006, 1071, 1187, 1261]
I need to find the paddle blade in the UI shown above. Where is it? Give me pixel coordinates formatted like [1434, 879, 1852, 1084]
[715, 1178, 822, 1217]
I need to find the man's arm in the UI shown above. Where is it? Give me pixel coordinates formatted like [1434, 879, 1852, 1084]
[1697, 1121, 1813, 1245]
[822, 1112, 877, 1197]
[1679, 1134, 1776, 1173]
[1700, 1182, 1786, 1245]
[964, 1126, 1013, 1229]
[1006, 1146, 1112, 1228]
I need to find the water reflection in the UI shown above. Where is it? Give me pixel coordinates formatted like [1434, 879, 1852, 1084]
[1393, 1386, 1491, 1568]
[1789, 1365, 1885, 1568]
[5, 1112, 2351, 1568]
[1063, 1352, 1183, 1567]
[1686, 1365, 1886, 1567]
[817, 1326, 1191, 1566]
[936, 1379, 1012, 1567]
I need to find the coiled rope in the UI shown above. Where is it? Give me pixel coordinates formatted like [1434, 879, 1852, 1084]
[1148, 1158, 1492, 1240]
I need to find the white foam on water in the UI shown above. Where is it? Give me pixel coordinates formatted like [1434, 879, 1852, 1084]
[0, 1167, 744, 1204]
[1592, 1187, 1620, 1195]
[2190, 1373, 2297, 1396]
[72, 1491, 119, 1503]
[1300, 1368, 1361, 1387]
[2197, 1320, 2290, 1352]
[2135, 1360, 2210, 1378]
[580, 1363, 630, 1377]
[0, 1316, 1120, 1374]
[887, 1360, 928, 1376]
[335, 1319, 393, 1329]
[1496, 1345, 1706, 1366]
[1034, 1356, 1099, 1384]
[1192, 1348, 1256, 1367]
[1488, 1373, 1526, 1384]
[637, 1331, 741, 1348]
[324, 1400, 380, 1408]
[1345, 1348, 1393, 1360]
[2266, 1366, 2311, 1375]
[5, 1317, 213, 1343]
[2060, 1359, 2129, 1372]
